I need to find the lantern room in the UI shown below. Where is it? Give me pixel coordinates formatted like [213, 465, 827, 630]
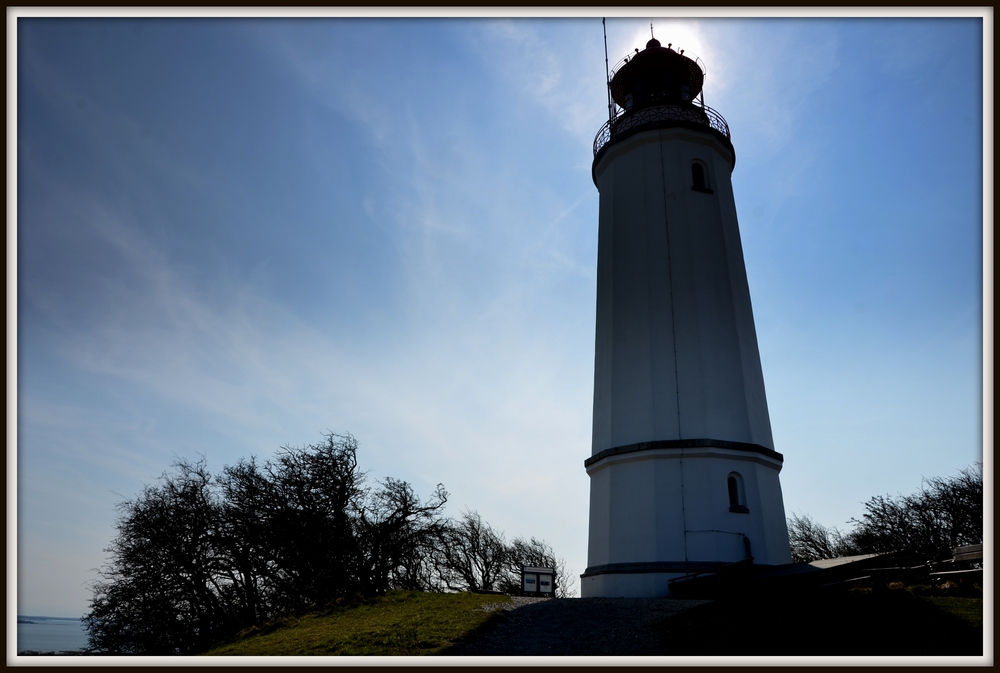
[610, 38, 705, 112]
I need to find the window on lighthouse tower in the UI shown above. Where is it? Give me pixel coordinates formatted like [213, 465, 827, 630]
[728, 473, 749, 514]
[692, 161, 713, 193]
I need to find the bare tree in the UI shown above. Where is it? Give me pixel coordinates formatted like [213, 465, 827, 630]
[215, 455, 278, 627]
[353, 478, 448, 595]
[85, 433, 449, 654]
[433, 510, 510, 592]
[850, 463, 982, 563]
[788, 463, 983, 565]
[503, 536, 577, 598]
[84, 458, 235, 655]
[84, 433, 577, 655]
[787, 512, 856, 563]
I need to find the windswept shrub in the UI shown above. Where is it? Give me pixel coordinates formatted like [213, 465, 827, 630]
[849, 463, 982, 563]
[84, 432, 571, 654]
[787, 512, 857, 563]
[430, 510, 576, 598]
[788, 463, 982, 565]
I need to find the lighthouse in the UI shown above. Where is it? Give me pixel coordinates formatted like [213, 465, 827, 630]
[581, 37, 792, 598]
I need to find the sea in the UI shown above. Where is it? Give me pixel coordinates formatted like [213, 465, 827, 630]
[16, 616, 89, 654]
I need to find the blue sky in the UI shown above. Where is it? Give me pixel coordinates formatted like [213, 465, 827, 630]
[12, 13, 987, 618]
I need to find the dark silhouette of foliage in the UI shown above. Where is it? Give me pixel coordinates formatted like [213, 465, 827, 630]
[84, 433, 568, 655]
[787, 463, 982, 564]
[353, 477, 449, 596]
[787, 512, 856, 564]
[257, 436, 365, 613]
[503, 536, 574, 598]
[849, 463, 982, 563]
[433, 510, 510, 593]
[83, 458, 235, 655]
[431, 510, 575, 598]
[214, 456, 277, 628]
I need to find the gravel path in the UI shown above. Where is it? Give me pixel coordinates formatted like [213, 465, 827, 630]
[446, 597, 711, 656]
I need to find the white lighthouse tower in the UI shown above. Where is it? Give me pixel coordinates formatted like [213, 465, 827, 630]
[581, 37, 792, 598]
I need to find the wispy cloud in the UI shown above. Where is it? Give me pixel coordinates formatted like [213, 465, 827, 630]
[470, 19, 609, 141]
[708, 20, 840, 152]
[19, 23, 599, 616]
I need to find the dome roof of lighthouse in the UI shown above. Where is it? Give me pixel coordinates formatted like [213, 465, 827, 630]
[609, 42, 705, 109]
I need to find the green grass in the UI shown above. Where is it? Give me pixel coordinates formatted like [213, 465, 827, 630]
[201, 584, 983, 656]
[657, 585, 983, 656]
[920, 596, 983, 629]
[202, 591, 511, 656]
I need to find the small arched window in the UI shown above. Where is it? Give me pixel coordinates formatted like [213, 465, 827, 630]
[728, 472, 749, 514]
[691, 161, 713, 194]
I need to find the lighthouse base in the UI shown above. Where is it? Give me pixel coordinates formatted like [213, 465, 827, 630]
[582, 442, 791, 598]
[581, 571, 688, 598]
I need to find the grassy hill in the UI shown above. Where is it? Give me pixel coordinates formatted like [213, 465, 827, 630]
[202, 584, 982, 657]
[202, 591, 510, 656]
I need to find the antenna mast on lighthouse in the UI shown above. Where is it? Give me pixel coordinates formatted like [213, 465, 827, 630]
[603, 18, 613, 127]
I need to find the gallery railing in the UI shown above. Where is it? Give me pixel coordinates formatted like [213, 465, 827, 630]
[593, 103, 730, 157]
